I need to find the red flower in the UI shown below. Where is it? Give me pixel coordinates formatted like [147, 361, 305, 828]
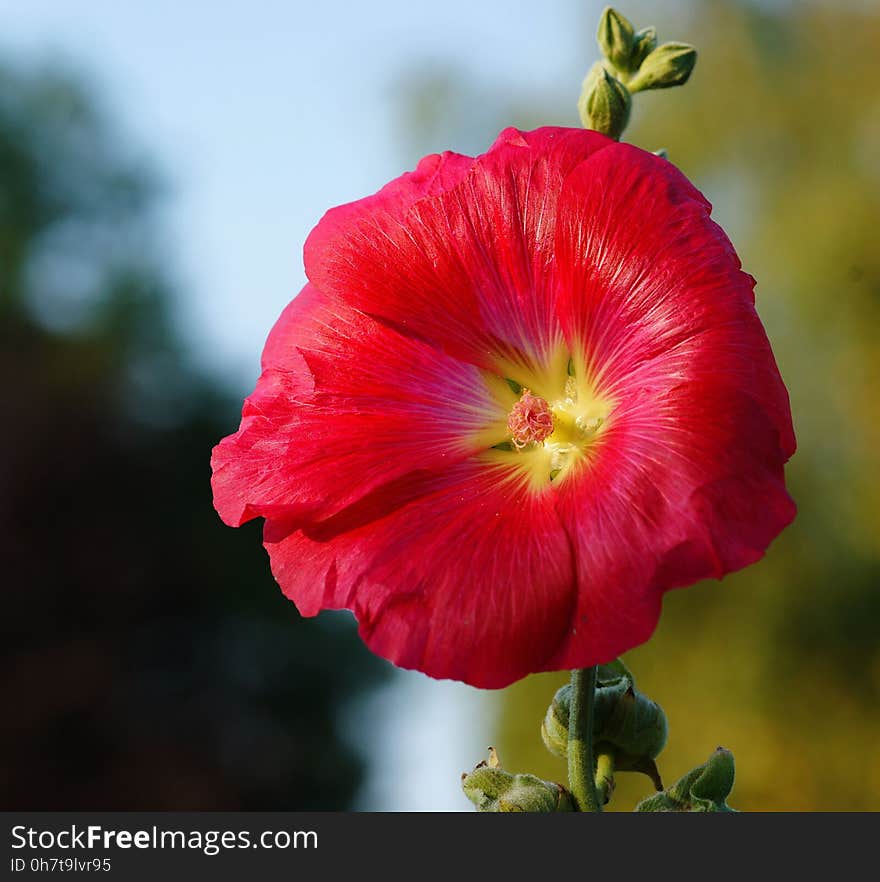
[211, 127, 795, 689]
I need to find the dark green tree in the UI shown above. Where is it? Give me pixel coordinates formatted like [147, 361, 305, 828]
[0, 59, 386, 809]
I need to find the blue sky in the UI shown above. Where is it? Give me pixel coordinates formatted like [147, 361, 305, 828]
[0, 0, 594, 393]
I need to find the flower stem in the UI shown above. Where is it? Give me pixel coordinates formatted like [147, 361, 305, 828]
[567, 667, 602, 812]
[595, 750, 616, 806]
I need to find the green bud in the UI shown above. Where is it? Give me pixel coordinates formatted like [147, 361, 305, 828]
[689, 747, 736, 811]
[541, 685, 571, 758]
[597, 6, 634, 72]
[540, 662, 667, 790]
[629, 26, 657, 70]
[578, 63, 631, 141]
[461, 759, 574, 813]
[635, 747, 738, 812]
[594, 677, 668, 767]
[627, 42, 697, 93]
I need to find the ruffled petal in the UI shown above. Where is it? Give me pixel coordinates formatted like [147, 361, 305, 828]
[554, 142, 795, 456]
[548, 381, 795, 669]
[259, 284, 322, 374]
[211, 284, 505, 529]
[304, 127, 613, 373]
[263, 461, 576, 688]
[540, 141, 796, 665]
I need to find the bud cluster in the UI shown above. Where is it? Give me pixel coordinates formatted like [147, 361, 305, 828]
[462, 663, 740, 812]
[541, 659, 668, 799]
[579, 6, 697, 140]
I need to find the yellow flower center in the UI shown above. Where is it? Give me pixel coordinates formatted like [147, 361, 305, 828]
[477, 346, 613, 491]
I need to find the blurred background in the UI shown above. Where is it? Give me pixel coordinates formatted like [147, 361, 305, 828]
[1, 0, 878, 811]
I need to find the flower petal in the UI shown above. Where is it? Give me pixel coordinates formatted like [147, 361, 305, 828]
[542, 142, 796, 665]
[304, 127, 614, 374]
[554, 142, 795, 456]
[547, 381, 795, 669]
[263, 460, 577, 688]
[211, 285, 505, 529]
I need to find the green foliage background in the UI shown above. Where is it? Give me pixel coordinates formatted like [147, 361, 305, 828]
[400, 0, 880, 811]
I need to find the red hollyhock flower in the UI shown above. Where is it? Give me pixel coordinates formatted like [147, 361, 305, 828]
[211, 127, 795, 689]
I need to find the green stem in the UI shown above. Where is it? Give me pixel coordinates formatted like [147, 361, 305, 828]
[567, 667, 602, 812]
[595, 750, 616, 806]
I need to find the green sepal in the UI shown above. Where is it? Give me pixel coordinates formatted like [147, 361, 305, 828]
[597, 657, 635, 686]
[635, 748, 738, 812]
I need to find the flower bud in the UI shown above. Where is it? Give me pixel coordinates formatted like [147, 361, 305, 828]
[461, 753, 575, 813]
[540, 684, 571, 758]
[540, 663, 667, 790]
[578, 63, 631, 141]
[683, 746, 736, 811]
[597, 6, 634, 72]
[627, 42, 697, 93]
[629, 26, 657, 70]
[635, 747, 737, 812]
[594, 676, 668, 769]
